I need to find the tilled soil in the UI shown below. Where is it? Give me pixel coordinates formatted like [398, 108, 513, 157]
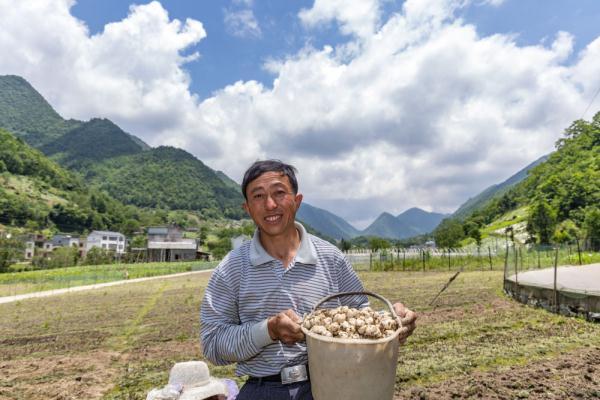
[395, 346, 600, 399]
[0, 351, 120, 400]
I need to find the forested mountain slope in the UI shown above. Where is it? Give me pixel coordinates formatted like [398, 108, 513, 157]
[0, 75, 245, 219]
[0, 75, 80, 146]
[84, 146, 245, 219]
[0, 129, 160, 232]
[435, 113, 600, 248]
[452, 155, 548, 220]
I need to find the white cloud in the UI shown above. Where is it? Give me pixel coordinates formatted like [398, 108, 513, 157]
[224, 8, 262, 39]
[479, 0, 505, 6]
[299, 0, 381, 39]
[1, 0, 599, 227]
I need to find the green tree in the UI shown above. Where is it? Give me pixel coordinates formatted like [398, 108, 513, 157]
[433, 218, 464, 248]
[0, 236, 24, 272]
[527, 200, 557, 244]
[207, 237, 232, 259]
[464, 221, 482, 247]
[368, 237, 390, 252]
[339, 238, 351, 252]
[84, 247, 114, 265]
[552, 219, 580, 244]
[47, 246, 79, 269]
[584, 207, 600, 251]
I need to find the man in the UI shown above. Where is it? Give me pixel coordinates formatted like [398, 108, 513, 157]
[201, 160, 417, 400]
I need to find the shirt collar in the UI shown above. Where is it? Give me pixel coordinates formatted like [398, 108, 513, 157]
[249, 222, 318, 266]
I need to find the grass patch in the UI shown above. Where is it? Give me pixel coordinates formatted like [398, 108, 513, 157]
[0, 260, 218, 297]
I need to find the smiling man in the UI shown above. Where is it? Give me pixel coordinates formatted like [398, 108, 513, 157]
[200, 160, 417, 400]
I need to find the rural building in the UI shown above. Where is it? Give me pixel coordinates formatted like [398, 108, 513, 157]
[23, 239, 35, 260]
[85, 231, 127, 255]
[51, 234, 80, 248]
[147, 226, 197, 262]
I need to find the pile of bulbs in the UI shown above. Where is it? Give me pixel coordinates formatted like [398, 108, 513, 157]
[303, 305, 399, 340]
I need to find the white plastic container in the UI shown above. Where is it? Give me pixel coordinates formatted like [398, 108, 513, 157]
[301, 291, 402, 400]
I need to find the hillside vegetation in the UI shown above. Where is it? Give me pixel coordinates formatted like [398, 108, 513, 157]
[41, 118, 145, 168]
[0, 129, 164, 232]
[0, 75, 79, 146]
[0, 75, 245, 221]
[435, 112, 600, 249]
[84, 146, 245, 219]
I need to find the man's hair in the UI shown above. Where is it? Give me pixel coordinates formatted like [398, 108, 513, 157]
[241, 160, 298, 200]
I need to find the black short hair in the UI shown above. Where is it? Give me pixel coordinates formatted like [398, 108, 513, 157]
[241, 160, 298, 200]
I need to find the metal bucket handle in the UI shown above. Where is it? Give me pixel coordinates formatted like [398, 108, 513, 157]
[311, 291, 402, 328]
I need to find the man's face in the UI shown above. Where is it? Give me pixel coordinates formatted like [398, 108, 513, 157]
[243, 171, 303, 238]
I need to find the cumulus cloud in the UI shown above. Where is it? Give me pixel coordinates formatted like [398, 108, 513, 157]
[224, 8, 262, 39]
[1, 0, 599, 228]
[299, 0, 381, 39]
[0, 0, 209, 149]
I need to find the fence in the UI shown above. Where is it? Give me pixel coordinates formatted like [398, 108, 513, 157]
[501, 244, 600, 321]
[0, 260, 218, 298]
[346, 242, 600, 273]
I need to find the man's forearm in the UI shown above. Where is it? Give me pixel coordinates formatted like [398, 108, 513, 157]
[201, 319, 274, 365]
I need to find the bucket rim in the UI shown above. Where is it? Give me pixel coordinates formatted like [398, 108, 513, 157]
[301, 325, 401, 345]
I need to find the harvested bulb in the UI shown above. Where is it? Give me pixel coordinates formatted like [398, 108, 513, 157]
[304, 306, 399, 339]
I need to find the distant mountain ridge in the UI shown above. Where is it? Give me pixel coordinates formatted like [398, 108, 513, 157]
[298, 204, 448, 240]
[452, 155, 549, 220]
[297, 203, 361, 240]
[361, 208, 449, 239]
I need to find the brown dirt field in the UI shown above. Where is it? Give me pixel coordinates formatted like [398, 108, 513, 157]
[1, 270, 598, 399]
[0, 351, 120, 400]
[396, 345, 600, 399]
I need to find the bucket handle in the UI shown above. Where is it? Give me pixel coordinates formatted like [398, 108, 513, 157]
[311, 291, 401, 326]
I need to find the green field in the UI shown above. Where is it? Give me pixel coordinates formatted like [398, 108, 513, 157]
[0, 261, 217, 297]
[1, 269, 599, 399]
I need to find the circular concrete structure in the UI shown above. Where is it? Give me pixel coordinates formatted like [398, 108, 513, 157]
[505, 263, 600, 321]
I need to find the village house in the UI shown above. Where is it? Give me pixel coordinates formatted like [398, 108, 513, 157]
[146, 226, 198, 262]
[85, 230, 127, 255]
[23, 238, 35, 260]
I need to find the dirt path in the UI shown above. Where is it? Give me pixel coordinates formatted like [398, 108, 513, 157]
[0, 269, 214, 305]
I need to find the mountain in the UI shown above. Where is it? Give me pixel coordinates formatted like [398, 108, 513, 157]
[41, 118, 146, 168]
[0, 75, 245, 219]
[83, 146, 245, 219]
[0, 75, 80, 147]
[442, 112, 600, 248]
[0, 128, 159, 232]
[452, 155, 548, 220]
[297, 202, 360, 240]
[362, 212, 408, 239]
[397, 207, 449, 233]
[216, 170, 242, 192]
[362, 208, 448, 239]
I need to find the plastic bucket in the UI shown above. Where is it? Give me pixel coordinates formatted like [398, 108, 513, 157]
[301, 291, 402, 400]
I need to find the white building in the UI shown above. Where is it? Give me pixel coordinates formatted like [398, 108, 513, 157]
[86, 230, 126, 254]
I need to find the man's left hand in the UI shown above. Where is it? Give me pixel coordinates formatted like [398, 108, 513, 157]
[393, 302, 417, 344]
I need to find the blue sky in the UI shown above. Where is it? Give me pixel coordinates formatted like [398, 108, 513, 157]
[71, 0, 600, 99]
[1, 0, 599, 227]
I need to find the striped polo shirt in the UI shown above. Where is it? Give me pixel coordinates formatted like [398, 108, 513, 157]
[200, 222, 366, 377]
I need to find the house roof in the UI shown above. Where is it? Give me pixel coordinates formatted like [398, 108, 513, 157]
[148, 241, 197, 250]
[89, 230, 125, 236]
[148, 227, 169, 235]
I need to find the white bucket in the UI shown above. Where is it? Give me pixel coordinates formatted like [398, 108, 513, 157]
[301, 291, 402, 400]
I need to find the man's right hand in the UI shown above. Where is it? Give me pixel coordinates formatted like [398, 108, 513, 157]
[267, 309, 304, 345]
